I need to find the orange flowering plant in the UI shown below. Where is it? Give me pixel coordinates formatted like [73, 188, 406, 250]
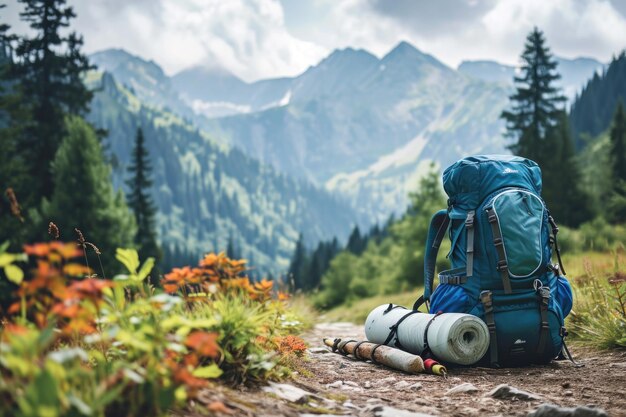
[0, 242, 309, 417]
[162, 251, 289, 303]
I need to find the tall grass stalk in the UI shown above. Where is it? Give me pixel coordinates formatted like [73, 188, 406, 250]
[567, 250, 626, 349]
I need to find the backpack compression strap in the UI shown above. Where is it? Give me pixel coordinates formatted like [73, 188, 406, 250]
[485, 207, 513, 294]
[480, 290, 499, 367]
[548, 215, 567, 275]
[536, 285, 551, 358]
[423, 209, 450, 303]
[465, 210, 475, 278]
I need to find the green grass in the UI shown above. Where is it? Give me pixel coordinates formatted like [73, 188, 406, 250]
[564, 250, 626, 348]
[320, 289, 424, 324]
[561, 251, 618, 278]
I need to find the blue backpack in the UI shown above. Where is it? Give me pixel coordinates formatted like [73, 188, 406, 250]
[418, 155, 574, 367]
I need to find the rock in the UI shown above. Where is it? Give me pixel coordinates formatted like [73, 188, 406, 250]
[445, 383, 479, 396]
[378, 376, 397, 384]
[608, 361, 626, 368]
[526, 404, 608, 417]
[394, 381, 411, 390]
[343, 401, 358, 409]
[308, 347, 329, 354]
[563, 390, 574, 397]
[372, 405, 437, 417]
[409, 383, 423, 391]
[325, 380, 361, 391]
[262, 382, 316, 404]
[300, 415, 352, 417]
[562, 382, 571, 389]
[487, 384, 542, 401]
[314, 322, 357, 331]
[326, 380, 343, 389]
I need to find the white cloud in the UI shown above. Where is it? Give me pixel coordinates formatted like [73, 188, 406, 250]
[5, 0, 328, 81]
[4, 0, 626, 80]
[312, 0, 626, 67]
[113, 0, 328, 81]
[481, 0, 626, 64]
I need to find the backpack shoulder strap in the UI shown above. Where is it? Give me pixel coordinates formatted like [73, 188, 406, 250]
[422, 209, 450, 303]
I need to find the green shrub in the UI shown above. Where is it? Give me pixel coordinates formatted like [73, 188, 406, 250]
[560, 218, 626, 253]
[0, 244, 309, 417]
[567, 251, 626, 349]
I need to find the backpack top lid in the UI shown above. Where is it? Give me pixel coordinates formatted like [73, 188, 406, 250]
[443, 155, 542, 217]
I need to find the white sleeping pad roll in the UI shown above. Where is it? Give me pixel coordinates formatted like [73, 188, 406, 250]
[364, 304, 490, 365]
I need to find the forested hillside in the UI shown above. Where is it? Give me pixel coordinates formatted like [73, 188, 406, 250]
[570, 52, 626, 149]
[572, 52, 626, 221]
[86, 71, 362, 274]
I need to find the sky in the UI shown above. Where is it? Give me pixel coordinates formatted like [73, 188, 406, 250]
[4, 0, 626, 82]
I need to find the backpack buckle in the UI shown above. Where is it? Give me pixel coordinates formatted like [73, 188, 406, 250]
[465, 211, 475, 228]
[480, 290, 493, 312]
[548, 215, 559, 235]
[496, 260, 508, 271]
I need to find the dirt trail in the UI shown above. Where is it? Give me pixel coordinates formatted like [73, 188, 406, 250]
[299, 322, 625, 416]
[194, 322, 625, 417]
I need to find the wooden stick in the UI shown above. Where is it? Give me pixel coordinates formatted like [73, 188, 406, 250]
[322, 337, 425, 374]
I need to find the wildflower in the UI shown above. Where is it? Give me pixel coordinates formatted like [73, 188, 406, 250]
[48, 222, 60, 239]
[5, 188, 24, 222]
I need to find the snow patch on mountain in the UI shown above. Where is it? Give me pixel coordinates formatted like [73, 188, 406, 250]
[191, 99, 252, 117]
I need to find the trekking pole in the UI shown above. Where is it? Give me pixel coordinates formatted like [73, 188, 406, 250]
[322, 337, 447, 376]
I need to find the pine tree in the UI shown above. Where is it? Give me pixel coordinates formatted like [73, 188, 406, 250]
[608, 101, 626, 223]
[542, 112, 592, 226]
[501, 27, 566, 166]
[0, 4, 29, 247]
[43, 116, 136, 276]
[12, 0, 94, 201]
[126, 127, 161, 268]
[347, 226, 366, 255]
[226, 235, 237, 259]
[288, 233, 308, 290]
[609, 102, 626, 184]
[501, 27, 590, 226]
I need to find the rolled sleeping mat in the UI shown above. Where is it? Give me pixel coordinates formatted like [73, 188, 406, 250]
[364, 304, 489, 365]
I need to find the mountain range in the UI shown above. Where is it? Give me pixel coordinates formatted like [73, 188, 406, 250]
[85, 70, 362, 274]
[168, 43, 601, 220]
[89, 42, 605, 266]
